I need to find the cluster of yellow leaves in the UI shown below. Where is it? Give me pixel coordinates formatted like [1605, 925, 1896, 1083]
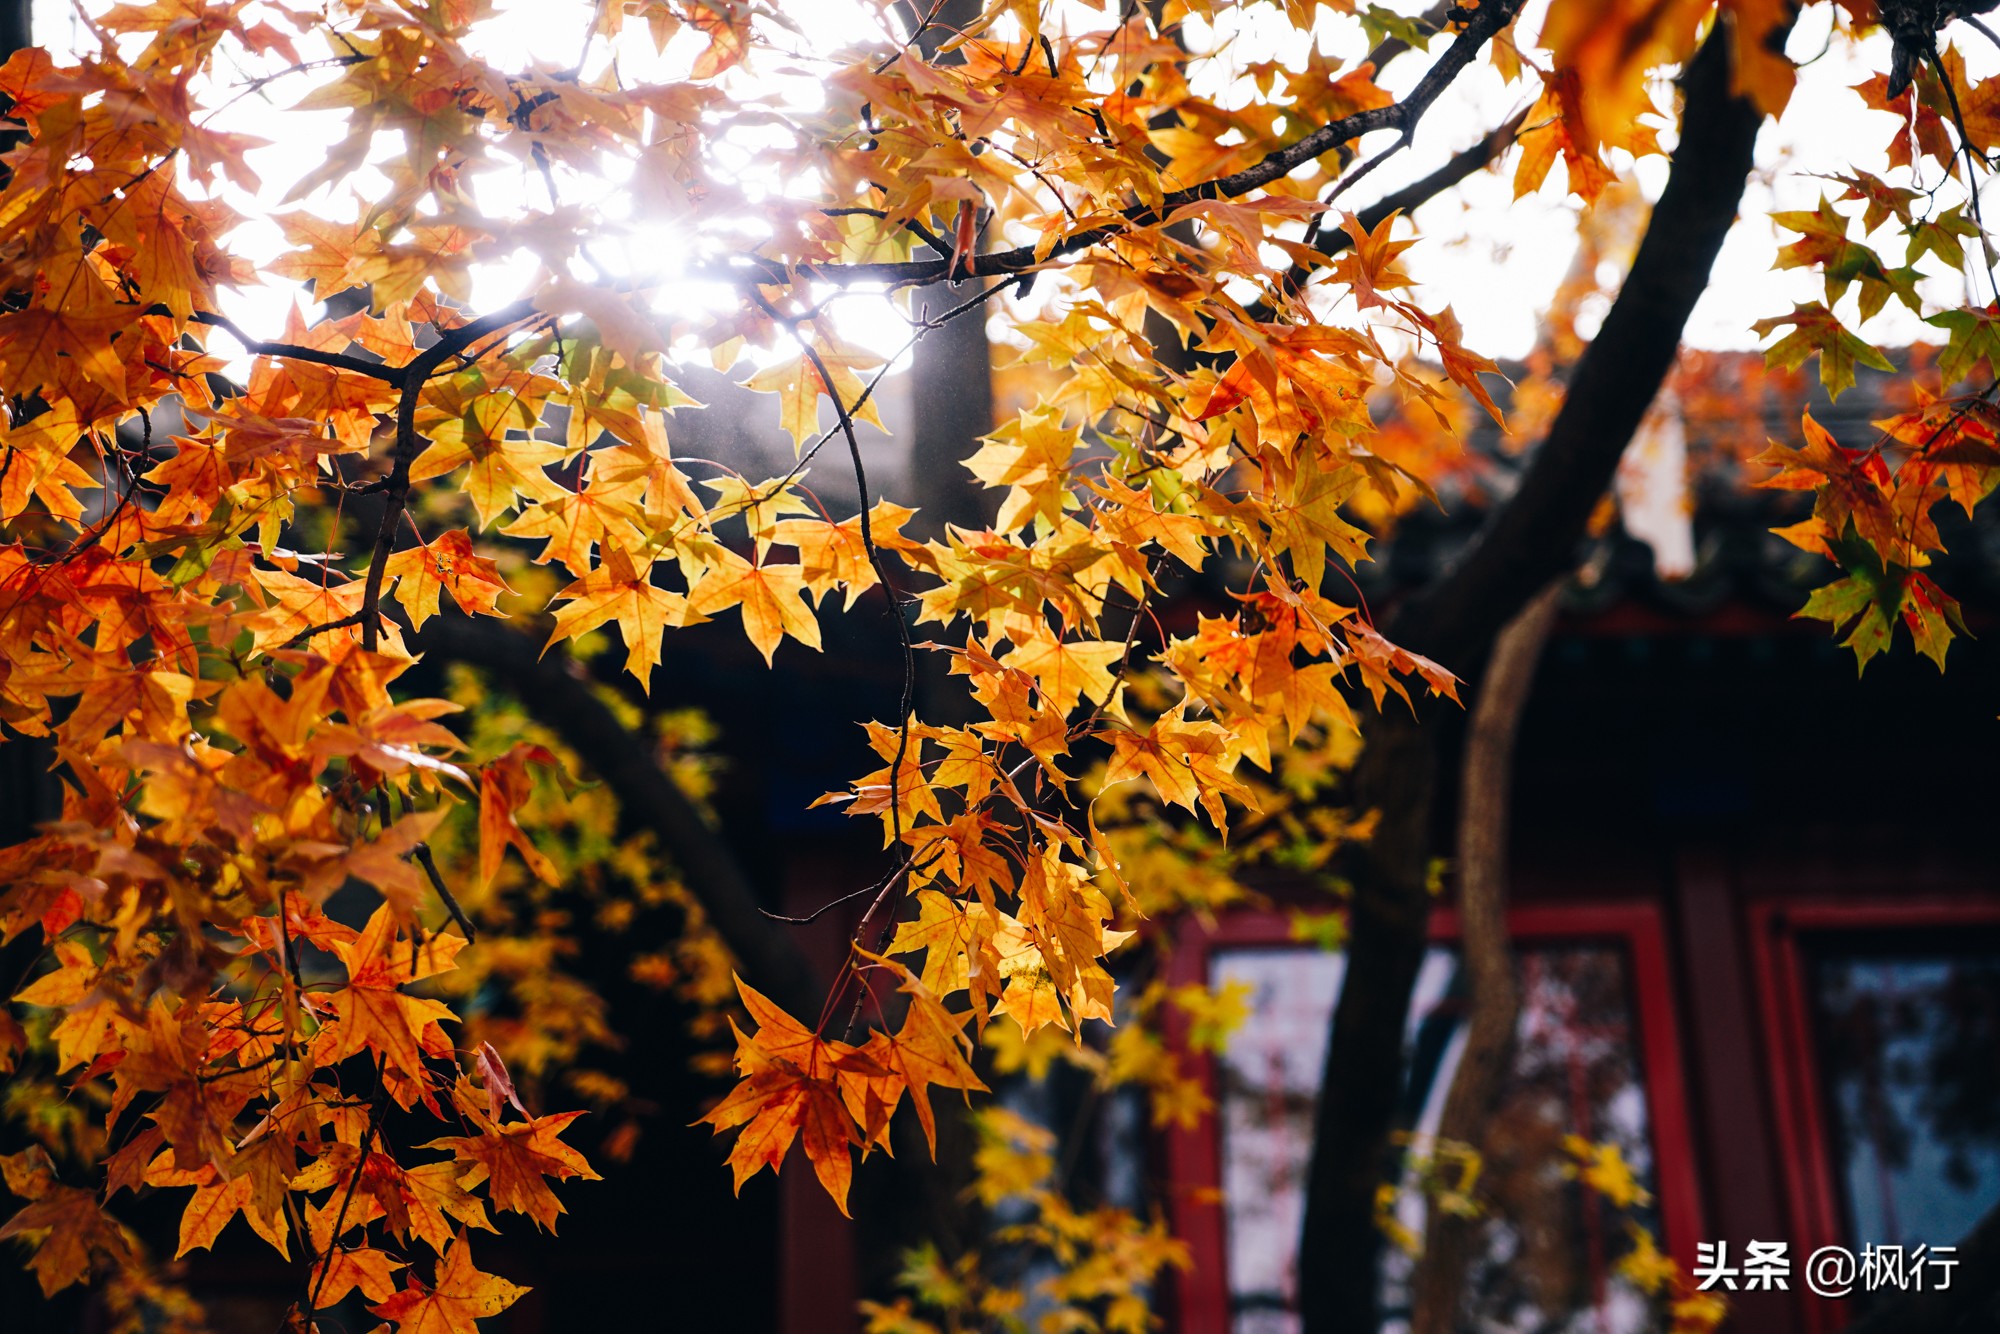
[859, 1107, 1188, 1334]
[1564, 1140, 1727, 1334]
[979, 975, 1253, 1136]
[422, 665, 742, 1093]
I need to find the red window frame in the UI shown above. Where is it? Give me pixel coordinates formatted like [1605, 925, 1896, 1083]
[1159, 902, 1705, 1333]
[1746, 897, 2000, 1334]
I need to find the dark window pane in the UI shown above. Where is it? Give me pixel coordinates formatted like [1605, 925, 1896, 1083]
[1213, 943, 1663, 1334]
[1805, 934, 2000, 1252]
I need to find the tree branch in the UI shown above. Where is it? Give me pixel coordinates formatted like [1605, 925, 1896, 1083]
[415, 614, 823, 1021]
[1297, 23, 1777, 1333]
[1408, 581, 1561, 1334]
[190, 310, 406, 384]
[1391, 44, 1764, 667]
[1249, 107, 1528, 324]
[697, 0, 1525, 291]
[358, 300, 536, 652]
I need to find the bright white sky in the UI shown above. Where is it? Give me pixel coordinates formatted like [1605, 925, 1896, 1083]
[34, 1, 1999, 365]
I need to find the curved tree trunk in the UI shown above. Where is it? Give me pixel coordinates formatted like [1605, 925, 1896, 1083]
[1408, 583, 1562, 1334]
[416, 616, 824, 1022]
[1297, 23, 1778, 1332]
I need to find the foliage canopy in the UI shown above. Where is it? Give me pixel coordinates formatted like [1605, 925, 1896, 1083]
[1, 0, 1997, 1330]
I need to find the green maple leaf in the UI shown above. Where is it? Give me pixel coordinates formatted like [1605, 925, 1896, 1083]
[1924, 305, 2000, 386]
[1752, 302, 1893, 399]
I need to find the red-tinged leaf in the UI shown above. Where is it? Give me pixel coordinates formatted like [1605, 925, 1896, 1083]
[1193, 359, 1254, 422]
[477, 742, 562, 890]
[475, 1042, 528, 1122]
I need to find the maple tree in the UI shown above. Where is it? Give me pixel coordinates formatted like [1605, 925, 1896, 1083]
[1, 0, 1998, 1332]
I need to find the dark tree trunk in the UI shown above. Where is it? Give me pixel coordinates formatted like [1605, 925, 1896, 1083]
[907, 284, 997, 538]
[0, 1, 25, 57]
[899, 0, 995, 545]
[1296, 24, 1777, 1332]
[1298, 706, 1439, 1332]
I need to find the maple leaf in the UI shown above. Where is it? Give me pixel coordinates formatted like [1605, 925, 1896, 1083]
[401, 1159, 500, 1252]
[474, 1042, 529, 1123]
[1752, 302, 1894, 399]
[0, 1184, 132, 1296]
[1925, 305, 2000, 386]
[856, 951, 987, 1154]
[686, 548, 823, 665]
[1105, 706, 1257, 833]
[700, 977, 886, 1215]
[1753, 413, 1902, 561]
[424, 1099, 599, 1233]
[383, 530, 513, 630]
[887, 889, 989, 997]
[1541, 0, 1704, 156]
[109, 998, 260, 1174]
[369, 1234, 528, 1334]
[966, 404, 1082, 532]
[687, 0, 751, 80]
[312, 1247, 406, 1308]
[772, 501, 917, 607]
[143, 1154, 290, 1258]
[545, 547, 692, 687]
[319, 905, 465, 1089]
[1326, 212, 1417, 312]
[1769, 196, 1919, 319]
[743, 339, 886, 450]
[478, 742, 561, 889]
[1513, 67, 1615, 203]
[1002, 631, 1122, 715]
[1262, 458, 1371, 591]
[501, 479, 643, 576]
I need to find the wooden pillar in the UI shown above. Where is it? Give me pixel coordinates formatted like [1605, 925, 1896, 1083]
[1672, 846, 1798, 1333]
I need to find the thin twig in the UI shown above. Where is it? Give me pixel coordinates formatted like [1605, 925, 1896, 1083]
[306, 1072, 382, 1313]
[358, 299, 537, 653]
[1931, 56, 2000, 304]
[282, 611, 366, 648]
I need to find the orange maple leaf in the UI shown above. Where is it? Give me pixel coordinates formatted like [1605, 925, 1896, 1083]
[544, 546, 691, 687]
[686, 548, 823, 665]
[318, 906, 464, 1089]
[476, 742, 561, 890]
[424, 1096, 599, 1233]
[369, 1233, 527, 1334]
[699, 977, 889, 1216]
[383, 530, 513, 630]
